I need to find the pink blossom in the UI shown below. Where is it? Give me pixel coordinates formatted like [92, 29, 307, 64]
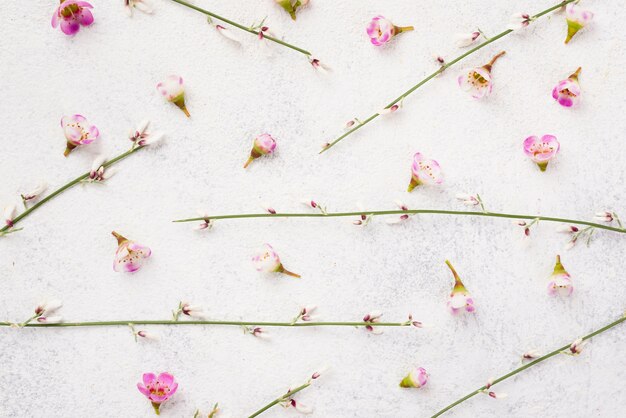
[157, 75, 189, 117]
[445, 260, 475, 314]
[407, 153, 443, 192]
[61, 114, 99, 157]
[565, 4, 594, 44]
[458, 51, 506, 99]
[244, 134, 277, 168]
[523, 135, 560, 172]
[252, 243, 300, 278]
[399, 367, 429, 388]
[552, 67, 582, 108]
[547, 255, 573, 297]
[112, 231, 151, 273]
[137, 372, 178, 415]
[366, 16, 413, 46]
[51, 1, 94, 36]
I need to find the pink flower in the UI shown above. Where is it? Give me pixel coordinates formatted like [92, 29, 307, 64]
[244, 134, 277, 168]
[51, 1, 94, 36]
[445, 260, 475, 314]
[252, 243, 300, 278]
[523, 135, 560, 172]
[552, 67, 582, 108]
[157, 75, 189, 117]
[547, 255, 573, 297]
[137, 372, 178, 415]
[112, 231, 151, 273]
[407, 153, 443, 192]
[399, 367, 429, 388]
[61, 114, 99, 157]
[458, 51, 506, 99]
[366, 16, 413, 46]
[565, 4, 594, 44]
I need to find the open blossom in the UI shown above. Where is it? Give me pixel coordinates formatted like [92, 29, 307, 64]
[399, 367, 428, 389]
[407, 153, 443, 192]
[523, 135, 560, 172]
[552, 67, 582, 108]
[386, 200, 411, 224]
[61, 114, 99, 157]
[445, 260, 475, 314]
[51, 1, 94, 36]
[547, 255, 573, 297]
[565, 3, 593, 44]
[507, 13, 532, 31]
[456, 31, 480, 47]
[88, 155, 116, 182]
[21, 182, 47, 203]
[458, 51, 506, 99]
[366, 16, 413, 46]
[275, 0, 309, 20]
[125, 0, 153, 16]
[244, 134, 276, 168]
[157, 75, 189, 117]
[129, 120, 164, 147]
[137, 372, 178, 415]
[252, 243, 300, 278]
[112, 231, 151, 273]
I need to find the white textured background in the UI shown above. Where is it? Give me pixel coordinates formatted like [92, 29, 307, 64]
[1, 1, 625, 417]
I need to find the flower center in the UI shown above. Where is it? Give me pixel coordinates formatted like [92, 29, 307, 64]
[61, 4, 80, 18]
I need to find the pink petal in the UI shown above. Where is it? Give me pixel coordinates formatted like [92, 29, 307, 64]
[78, 8, 94, 26]
[87, 125, 99, 139]
[51, 10, 60, 28]
[142, 373, 156, 386]
[157, 373, 175, 386]
[60, 18, 80, 36]
[137, 383, 151, 397]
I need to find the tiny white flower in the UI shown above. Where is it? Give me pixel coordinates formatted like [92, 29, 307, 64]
[593, 211, 614, 223]
[3, 204, 17, 226]
[21, 182, 48, 201]
[386, 200, 411, 224]
[37, 316, 63, 324]
[195, 210, 213, 231]
[379, 103, 400, 115]
[35, 299, 63, 315]
[456, 31, 481, 47]
[260, 203, 276, 214]
[455, 193, 480, 206]
[215, 24, 242, 44]
[137, 330, 159, 340]
[308, 55, 330, 74]
[507, 13, 532, 31]
[182, 303, 205, 318]
[125, 0, 153, 16]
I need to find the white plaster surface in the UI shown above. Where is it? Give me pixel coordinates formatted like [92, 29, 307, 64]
[1, 1, 625, 417]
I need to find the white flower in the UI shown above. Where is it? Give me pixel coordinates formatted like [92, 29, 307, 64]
[363, 310, 383, 334]
[386, 200, 411, 224]
[195, 210, 213, 231]
[21, 182, 47, 202]
[260, 203, 276, 214]
[36, 316, 63, 324]
[299, 305, 317, 321]
[3, 204, 17, 226]
[288, 399, 313, 414]
[182, 303, 205, 318]
[507, 13, 532, 31]
[379, 103, 400, 115]
[456, 31, 480, 47]
[568, 337, 586, 355]
[125, 0, 153, 16]
[556, 224, 580, 233]
[35, 299, 63, 316]
[522, 349, 541, 360]
[455, 193, 480, 206]
[215, 24, 241, 44]
[89, 155, 116, 182]
[129, 120, 165, 147]
[137, 330, 159, 340]
[308, 55, 330, 73]
[593, 211, 614, 223]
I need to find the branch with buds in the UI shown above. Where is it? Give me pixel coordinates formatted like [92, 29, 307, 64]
[248, 371, 322, 417]
[0, 122, 162, 238]
[320, 0, 578, 153]
[431, 313, 626, 417]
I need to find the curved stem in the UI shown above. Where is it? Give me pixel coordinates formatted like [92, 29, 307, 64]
[248, 382, 311, 418]
[431, 314, 626, 417]
[0, 320, 410, 328]
[0, 146, 146, 235]
[320, 0, 576, 153]
[172, 210, 626, 234]
[166, 0, 312, 56]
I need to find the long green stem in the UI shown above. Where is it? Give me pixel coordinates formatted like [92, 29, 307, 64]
[431, 314, 626, 417]
[172, 210, 626, 234]
[0, 320, 410, 328]
[0, 146, 146, 235]
[248, 382, 311, 418]
[166, 0, 312, 56]
[320, 0, 576, 153]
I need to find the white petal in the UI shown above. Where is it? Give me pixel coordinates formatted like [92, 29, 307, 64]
[3, 204, 17, 221]
[91, 155, 107, 172]
[216, 25, 241, 44]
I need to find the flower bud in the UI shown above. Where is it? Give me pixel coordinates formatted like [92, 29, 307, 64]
[244, 134, 276, 168]
[399, 367, 428, 388]
[456, 31, 480, 47]
[252, 243, 300, 278]
[366, 16, 413, 46]
[564, 4, 593, 44]
[157, 75, 189, 117]
[547, 255, 573, 297]
[445, 260, 475, 314]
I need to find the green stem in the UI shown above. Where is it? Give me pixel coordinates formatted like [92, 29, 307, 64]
[248, 382, 311, 418]
[0, 320, 410, 328]
[320, 0, 576, 153]
[172, 210, 626, 234]
[431, 314, 626, 417]
[166, 0, 312, 56]
[0, 146, 145, 235]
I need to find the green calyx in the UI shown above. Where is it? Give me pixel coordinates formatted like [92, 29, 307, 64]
[276, 0, 306, 20]
[399, 374, 417, 388]
[565, 20, 583, 44]
[445, 260, 467, 293]
[552, 255, 567, 275]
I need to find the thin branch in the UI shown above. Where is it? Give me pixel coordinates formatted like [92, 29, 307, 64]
[248, 382, 311, 418]
[0, 320, 411, 328]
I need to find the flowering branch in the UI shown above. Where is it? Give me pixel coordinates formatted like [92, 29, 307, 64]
[320, 0, 577, 153]
[172, 209, 626, 234]
[431, 313, 626, 417]
[249, 371, 322, 417]
[0, 144, 151, 237]
[166, 0, 312, 56]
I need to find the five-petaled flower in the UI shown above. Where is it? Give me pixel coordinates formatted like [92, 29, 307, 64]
[112, 231, 152, 273]
[366, 16, 413, 46]
[157, 75, 190, 117]
[445, 260, 475, 314]
[137, 372, 178, 415]
[547, 255, 573, 297]
[552, 67, 582, 108]
[244, 134, 277, 168]
[523, 135, 560, 172]
[61, 114, 100, 157]
[51, 1, 94, 36]
[399, 367, 429, 389]
[407, 152, 443, 192]
[252, 243, 301, 278]
[458, 51, 506, 99]
[565, 3, 594, 44]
